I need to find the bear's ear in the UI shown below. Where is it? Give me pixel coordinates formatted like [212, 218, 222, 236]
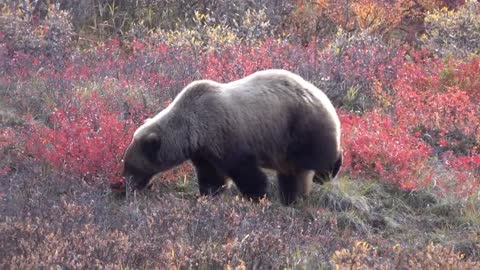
[141, 132, 161, 162]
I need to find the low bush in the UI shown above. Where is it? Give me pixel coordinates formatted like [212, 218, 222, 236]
[422, 1, 480, 58]
[286, 0, 460, 44]
[392, 55, 480, 176]
[24, 93, 135, 184]
[0, 3, 74, 59]
[394, 58, 479, 150]
[332, 241, 480, 269]
[315, 29, 405, 111]
[340, 111, 433, 190]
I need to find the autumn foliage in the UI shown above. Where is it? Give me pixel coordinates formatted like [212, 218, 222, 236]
[340, 111, 434, 190]
[289, 0, 466, 43]
[1, 1, 480, 269]
[1, 1, 479, 196]
[24, 93, 135, 183]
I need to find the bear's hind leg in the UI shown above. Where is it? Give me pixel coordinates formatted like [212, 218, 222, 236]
[278, 170, 314, 205]
[228, 160, 268, 202]
[192, 157, 227, 196]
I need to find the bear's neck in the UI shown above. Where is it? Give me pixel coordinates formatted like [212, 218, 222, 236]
[164, 111, 200, 160]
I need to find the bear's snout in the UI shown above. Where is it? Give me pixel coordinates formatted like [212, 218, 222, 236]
[122, 166, 154, 191]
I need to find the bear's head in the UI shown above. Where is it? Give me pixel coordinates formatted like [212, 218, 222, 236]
[121, 117, 187, 191]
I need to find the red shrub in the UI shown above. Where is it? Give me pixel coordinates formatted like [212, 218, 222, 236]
[382, 55, 480, 194]
[449, 57, 480, 103]
[391, 56, 480, 165]
[393, 56, 480, 148]
[340, 111, 433, 190]
[23, 91, 193, 186]
[25, 93, 135, 184]
[439, 151, 480, 197]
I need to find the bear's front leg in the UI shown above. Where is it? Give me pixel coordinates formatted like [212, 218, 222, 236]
[277, 169, 314, 205]
[191, 157, 227, 196]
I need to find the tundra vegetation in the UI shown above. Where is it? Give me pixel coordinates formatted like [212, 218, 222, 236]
[0, 0, 479, 269]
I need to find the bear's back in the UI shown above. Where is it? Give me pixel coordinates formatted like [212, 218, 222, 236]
[223, 70, 334, 109]
[174, 69, 339, 139]
[220, 70, 338, 125]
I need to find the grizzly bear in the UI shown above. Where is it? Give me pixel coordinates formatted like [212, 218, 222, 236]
[120, 69, 342, 205]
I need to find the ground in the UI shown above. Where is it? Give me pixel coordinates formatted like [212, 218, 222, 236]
[1, 157, 479, 268]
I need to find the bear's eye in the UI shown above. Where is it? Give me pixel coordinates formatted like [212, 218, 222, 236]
[141, 132, 161, 162]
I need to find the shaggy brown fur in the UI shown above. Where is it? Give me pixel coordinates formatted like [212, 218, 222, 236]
[121, 69, 342, 205]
